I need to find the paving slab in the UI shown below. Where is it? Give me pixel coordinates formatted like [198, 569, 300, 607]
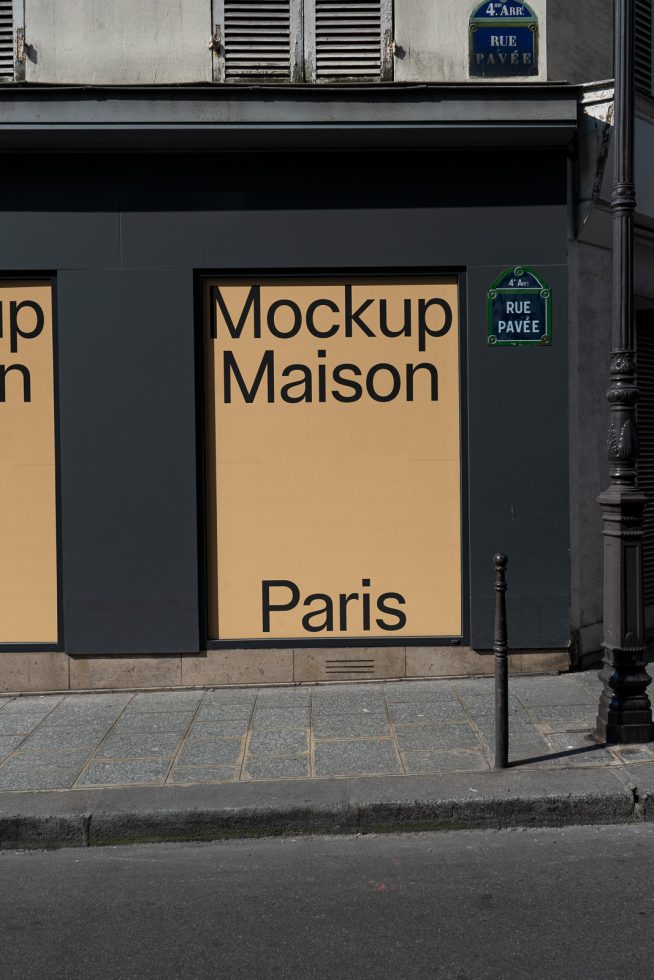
[542, 732, 619, 767]
[244, 757, 311, 780]
[384, 681, 457, 703]
[0, 713, 54, 735]
[460, 693, 524, 712]
[312, 714, 392, 739]
[58, 695, 132, 709]
[312, 698, 387, 719]
[0, 764, 82, 791]
[247, 731, 309, 757]
[509, 754, 567, 770]
[195, 703, 254, 722]
[313, 684, 386, 699]
[129, 692, 204, 709]
[189, 718, 250, 737]
[177, 738, 243, 766]
[96, 734, 182, 759]
[255, 688, 312, 707]
[0, 736, 25, 758]
[314, 684, 380, 697]
[20, 729, 105, 751]
[529, 705, 599, 730]
[511, 681, 597, 707]
[75, 760, 171, 787]
[495, 732, 551, 757]
[60, 693, 133, 704]
[402, 749, 489, 774]
[110, 712, 195, 735]
[203, 690, 258, 706]
[469, 714, 539, 736]
[451, 678, 495, 696]
[394, 723, 482, 751]
[571, 672, 602, 694]
[7, 749, 92, 771]
[388, 702, 469, 725]
[1, 696, 63, 713]
[38, 711, 124, 731]
[314, 739, 402, 777]
[168, 765, 239, 785]
[611, 744, 654, 764]
[252, 708, 310, 731]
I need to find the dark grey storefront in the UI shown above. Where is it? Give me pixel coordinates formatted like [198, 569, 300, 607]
[0, 85, 577, 689]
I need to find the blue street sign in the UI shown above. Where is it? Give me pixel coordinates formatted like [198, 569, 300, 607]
[470, 2, 539, 77]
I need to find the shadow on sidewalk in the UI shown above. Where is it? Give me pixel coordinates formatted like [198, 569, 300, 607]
[508, 740, 609, 768]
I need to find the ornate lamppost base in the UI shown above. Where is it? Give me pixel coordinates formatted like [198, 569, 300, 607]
[597, 679, 654, 744]
[597, 484, 654, 744]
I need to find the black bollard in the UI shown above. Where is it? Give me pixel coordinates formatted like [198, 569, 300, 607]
[494, 554, 509, 770]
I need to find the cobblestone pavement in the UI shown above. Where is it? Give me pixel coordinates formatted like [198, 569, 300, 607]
[0, 671, 652, 792]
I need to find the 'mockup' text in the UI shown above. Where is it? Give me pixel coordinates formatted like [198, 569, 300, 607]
[211, 284, 454, 405]
[0, 299, 45, 403]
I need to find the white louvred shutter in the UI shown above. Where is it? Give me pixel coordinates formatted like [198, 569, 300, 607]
[214, 0, 392, 83]
[220, 0, 295, 81]
[308, 0, 392, 81]
[0, 0, 14, 79]
[635, 0, 653, 97]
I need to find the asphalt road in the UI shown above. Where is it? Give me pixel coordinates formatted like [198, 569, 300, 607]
[2, 825, 654, 979]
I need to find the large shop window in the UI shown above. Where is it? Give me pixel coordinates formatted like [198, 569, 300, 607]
[203, 276, 462, 643]
[0, 281, 58, 645]
[636, 0, 653, 98]
[214, 0, 393, 83]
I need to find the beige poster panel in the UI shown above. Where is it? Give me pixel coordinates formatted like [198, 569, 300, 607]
[0, 282, 58, 644]
[205, 278, 461, 641]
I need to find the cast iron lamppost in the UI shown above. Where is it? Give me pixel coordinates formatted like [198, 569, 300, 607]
[597, 0, 654, 744]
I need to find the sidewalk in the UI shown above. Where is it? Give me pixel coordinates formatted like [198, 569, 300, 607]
[1, 671, 654, 849]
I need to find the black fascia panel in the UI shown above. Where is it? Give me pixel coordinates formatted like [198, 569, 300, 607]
[0, 83, 578, 151]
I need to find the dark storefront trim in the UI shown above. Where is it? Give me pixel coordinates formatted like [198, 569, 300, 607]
[0, 83, 575, 669]
[0, 83, 577, 152]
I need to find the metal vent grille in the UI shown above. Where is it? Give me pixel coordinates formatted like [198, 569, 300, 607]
[637, 319, 654, 604]
[314, 0, 382, 79]
[0, 0, 14, 79]
[224, 0, 291, 80]
[636, 0, 653, 97]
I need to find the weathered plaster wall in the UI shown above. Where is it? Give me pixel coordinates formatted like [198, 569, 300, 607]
[394, 0, 548, 83]
[22, 0, 554, 86]
[24, 0, 212, 84]
[547, 0, 613, 83]
[17, 0, 621, 87]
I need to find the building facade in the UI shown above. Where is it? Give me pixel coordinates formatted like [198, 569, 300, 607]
[0, 0, 652, 691]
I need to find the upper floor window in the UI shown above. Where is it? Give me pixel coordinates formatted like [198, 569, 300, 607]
[0, 0, 24, 83]
[0, 0, 15, 81]
[214, 0, 393, 83]
[636, 0, 653, 98]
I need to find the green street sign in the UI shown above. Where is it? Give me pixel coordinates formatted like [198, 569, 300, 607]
[487, 267, 552, 347]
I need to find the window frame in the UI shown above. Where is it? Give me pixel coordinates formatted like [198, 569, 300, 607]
[0, 0, 24, 83]
[635, 0, 654, 100]
[212, 0, 393, 84]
